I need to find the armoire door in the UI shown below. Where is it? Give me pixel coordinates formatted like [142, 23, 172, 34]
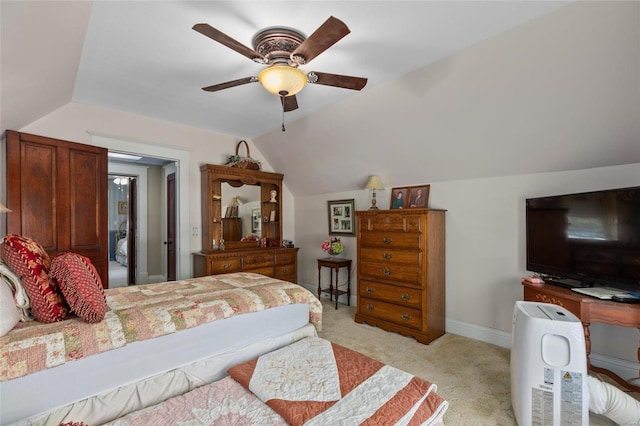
[6, 131, 109, 287]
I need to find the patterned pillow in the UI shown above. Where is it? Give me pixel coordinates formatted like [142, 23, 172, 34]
[0, 235, 68, 322]
[50, 252, 106, 323]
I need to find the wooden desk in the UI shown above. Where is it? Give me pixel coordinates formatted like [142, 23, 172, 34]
[317, 258, 352, 309]
[523, 281, 640, 392]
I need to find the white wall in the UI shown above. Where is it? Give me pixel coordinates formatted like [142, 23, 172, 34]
[294, 163, 640, 379]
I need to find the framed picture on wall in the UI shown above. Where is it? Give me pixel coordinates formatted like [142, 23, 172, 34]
[327, 199, 355, 236]
[251, 208, 261, 233]
[117, 201, 128, 215]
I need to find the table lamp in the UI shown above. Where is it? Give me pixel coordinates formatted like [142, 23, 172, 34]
[364, 175, 384, 210]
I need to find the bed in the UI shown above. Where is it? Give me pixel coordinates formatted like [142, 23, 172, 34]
[0, 272, 322, 425]
[1, 233, 448, 425]
[114, 220, 127, 266]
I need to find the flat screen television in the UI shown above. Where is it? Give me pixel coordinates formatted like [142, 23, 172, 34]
[526, 186, 640, 290]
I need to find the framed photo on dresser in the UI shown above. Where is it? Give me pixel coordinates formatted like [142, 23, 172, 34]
[408, 185, 429, 208]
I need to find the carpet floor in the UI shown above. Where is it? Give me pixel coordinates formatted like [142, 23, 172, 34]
[316, 299, 627, 425]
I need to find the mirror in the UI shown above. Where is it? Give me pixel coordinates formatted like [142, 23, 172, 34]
[221, 182, 261, 241]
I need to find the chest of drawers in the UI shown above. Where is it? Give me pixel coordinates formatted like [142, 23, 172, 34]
[355, 209, 446, 344]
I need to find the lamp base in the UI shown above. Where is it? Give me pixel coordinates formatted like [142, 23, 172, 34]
[368, 196, 379, 210]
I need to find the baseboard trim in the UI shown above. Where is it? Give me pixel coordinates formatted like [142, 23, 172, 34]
[299, 282, 640, 382]
[148, 274, 167, 283]
[447, 317, 640, 382]
[590, 353, 640, 383]
[446, 318, 512, 349]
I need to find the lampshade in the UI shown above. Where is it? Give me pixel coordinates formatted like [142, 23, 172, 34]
[228, 196, 241, 207]
[258, 65, 307, 97]
[364, 175, 384, 191]
[0, 203, 11, 213]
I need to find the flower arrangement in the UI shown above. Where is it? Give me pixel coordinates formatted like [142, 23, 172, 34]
[321, 237, 344, 255]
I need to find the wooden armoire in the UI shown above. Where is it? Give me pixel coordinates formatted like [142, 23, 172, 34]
[5, 131, 109, 286]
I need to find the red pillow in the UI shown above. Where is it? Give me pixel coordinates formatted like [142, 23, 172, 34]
[50, 252, 106, 323]
[0, 235, 68, 322]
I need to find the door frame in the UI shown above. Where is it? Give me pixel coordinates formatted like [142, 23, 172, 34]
[93, 133, 190, 280]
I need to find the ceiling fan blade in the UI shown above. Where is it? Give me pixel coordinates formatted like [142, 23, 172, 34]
[193, 23, 265, 63]
[291, 16, 350, 65]
[281, 95, 299, 112]
[308, 72, 368, 91]
[202, 77, 257, 92]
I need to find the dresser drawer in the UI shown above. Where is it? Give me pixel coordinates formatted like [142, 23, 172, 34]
[360, 261, 423, 287]
[275, 253, 296, 266]
[359, 213, 422, 232]
[360, 231, 422, 250]
[360, 247, 421, 265]
[211, 257, 242, 274]
[359, 280, 421, 309]
[242, 266, 274, 276]
[275, 264, 295, 278]
[359, 297, 422, 329]
[242, 253, 274, 269]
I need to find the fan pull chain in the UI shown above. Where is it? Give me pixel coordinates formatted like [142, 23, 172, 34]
[280, 96, 286, 132]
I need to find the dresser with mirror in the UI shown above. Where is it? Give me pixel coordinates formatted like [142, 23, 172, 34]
[193, 164, 298, 282]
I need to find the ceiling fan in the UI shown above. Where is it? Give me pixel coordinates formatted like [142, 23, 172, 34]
[193, 16, 368, 117]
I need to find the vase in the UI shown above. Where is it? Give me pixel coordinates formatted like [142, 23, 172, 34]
[327, 250, 342, 258]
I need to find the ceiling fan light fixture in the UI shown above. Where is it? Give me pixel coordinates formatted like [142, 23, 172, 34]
[258, 65, 307, 97]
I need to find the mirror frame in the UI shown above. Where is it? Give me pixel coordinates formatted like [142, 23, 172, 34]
[200, 164, 284, 252]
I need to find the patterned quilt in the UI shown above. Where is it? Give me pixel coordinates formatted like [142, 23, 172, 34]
[0, 273, 322, 382]
[105, 376, 288, 426]
[228, 336, 449, 426]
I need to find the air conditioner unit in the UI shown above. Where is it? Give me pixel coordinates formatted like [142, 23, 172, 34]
[511, 301, 588, 426]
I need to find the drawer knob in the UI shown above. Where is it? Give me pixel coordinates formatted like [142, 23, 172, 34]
[282, 268, 289, 273]
[400, 293, 410, 301]
[283, 256, 290, 262]
[383, 253, 392, 260]
[401, 313, 411, 321]
[223, 263, 231, 269]
[366, 304, 374, 311]
[382, 237, 392, 244]
[366, 286, 375, 293]
[383, 268, 391, 276]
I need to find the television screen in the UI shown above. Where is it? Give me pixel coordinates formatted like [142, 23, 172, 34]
[526, 186, 640, 290]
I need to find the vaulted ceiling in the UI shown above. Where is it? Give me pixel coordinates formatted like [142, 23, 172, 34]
[2, 1, 638, 195]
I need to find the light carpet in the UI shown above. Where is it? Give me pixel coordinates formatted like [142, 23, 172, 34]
[316, 299, 628, 425]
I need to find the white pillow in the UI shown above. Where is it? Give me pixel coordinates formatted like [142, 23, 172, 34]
[0, 261, 32, 321]
[0, 281, 21, 336]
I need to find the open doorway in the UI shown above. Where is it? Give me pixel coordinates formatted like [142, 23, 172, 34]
[108, 153, 177, 288]
[108, 175, 133, 287]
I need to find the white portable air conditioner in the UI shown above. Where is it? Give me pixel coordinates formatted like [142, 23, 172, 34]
[511, 301, 588, 426]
